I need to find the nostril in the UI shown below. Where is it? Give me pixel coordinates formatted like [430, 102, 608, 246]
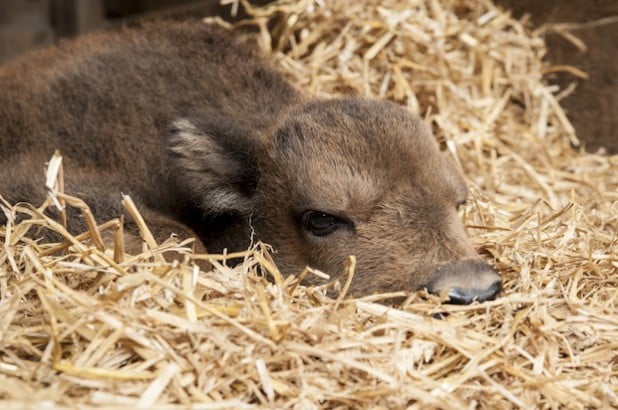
[446, 288, 474, 305]
[486, 279, 502, 299]
[446, 279, 502, 305]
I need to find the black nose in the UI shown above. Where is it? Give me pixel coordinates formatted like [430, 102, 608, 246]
[421, 259, 502, 305]
[446, 279, 502, 305]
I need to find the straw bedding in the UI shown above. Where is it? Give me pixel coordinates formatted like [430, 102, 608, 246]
[1, 0, 616, 408]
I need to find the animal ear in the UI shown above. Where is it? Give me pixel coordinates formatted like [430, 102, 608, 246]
[167, 118, 261, 215]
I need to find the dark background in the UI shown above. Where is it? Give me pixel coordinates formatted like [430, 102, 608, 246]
[0, 0, 616, 153]
[0, 0, 235, 64]
[495, 0, 617, 154]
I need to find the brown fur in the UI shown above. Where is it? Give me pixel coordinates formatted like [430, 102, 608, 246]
[0, 21, 501, 302]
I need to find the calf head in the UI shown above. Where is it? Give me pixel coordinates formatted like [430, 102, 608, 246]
[168, 99, 501, 304]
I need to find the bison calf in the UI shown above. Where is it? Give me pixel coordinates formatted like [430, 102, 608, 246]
[0, 21, 501, 303]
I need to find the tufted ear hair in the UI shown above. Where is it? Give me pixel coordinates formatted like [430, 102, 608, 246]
[167, 118, 261, 215]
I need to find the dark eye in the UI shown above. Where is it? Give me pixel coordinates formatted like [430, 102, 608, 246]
[301, 211, 347, 237]
[456, 199, 468, 210]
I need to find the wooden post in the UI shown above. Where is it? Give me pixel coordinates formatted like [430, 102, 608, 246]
[52, 0, 105, 36]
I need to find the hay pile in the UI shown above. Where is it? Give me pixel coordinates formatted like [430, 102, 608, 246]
[1, 0, 617, 408]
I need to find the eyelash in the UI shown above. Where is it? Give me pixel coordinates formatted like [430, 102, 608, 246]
[300, 210, 350, 237]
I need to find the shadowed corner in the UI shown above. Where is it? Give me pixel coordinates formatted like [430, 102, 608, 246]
[421, 258, 502, 305]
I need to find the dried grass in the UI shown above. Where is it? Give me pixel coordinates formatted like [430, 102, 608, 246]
[1, 0, 617, 408]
